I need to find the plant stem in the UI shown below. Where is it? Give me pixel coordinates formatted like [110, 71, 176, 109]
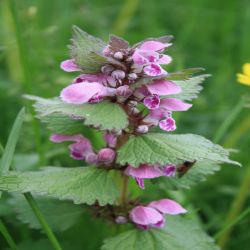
[0, 219, 18, 250]
[217, 164, 250, 249]
[23, 193, 62, 250]
[213, 98, 245, 143]
[120, 174, 129, 206]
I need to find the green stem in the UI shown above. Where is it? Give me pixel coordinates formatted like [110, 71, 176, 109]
[216, 164, 250, 249]
[120, 174, 129, 206]
[0, 219, 18, 250]
[213, 98, 245, 143]
[0, 142, 4, 155]
[23, 193, 62, 250]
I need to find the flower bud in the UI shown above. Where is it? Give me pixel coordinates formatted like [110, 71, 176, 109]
[116, 85, 132, 97]
[85, 153, 98, 165]
[136, 125, 149, 134]
[128, 73, 137, 80]
[98, 148, 116, 163]
[115, 216, 128, 224]
[101, 65, 115, 75]
[113, 52, 124, 60]
[111, 70, 126, 80]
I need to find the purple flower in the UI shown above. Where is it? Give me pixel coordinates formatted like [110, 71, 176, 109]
[50, 134, 97, 164]
[60, 81, 110, 104]
[103, 132, 117, 148]
[60, 59, 80, 72]
[125, 164, 176, 189]
[130, 198, 187, 230]
[97, 148, 116, 164]
[129, 206, 164, 230]
[132, 41, 172, 77]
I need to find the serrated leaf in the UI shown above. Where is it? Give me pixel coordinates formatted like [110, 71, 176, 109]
[42, 114, 86, 134]
[25, 95, 129, 131]
[117, 133, 240, 167]
[102, 216, 219, 250]
[69, 26, 107, 73]
[169, 74, 210, 101]
[9, 195, 84, 232]
[132, 68, 204, 90]
[0, 167, 119, 206]
[158, 161, 221, 190]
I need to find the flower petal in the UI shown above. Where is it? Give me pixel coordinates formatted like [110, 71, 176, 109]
[159, 117, 176, 131]
[237, 73, 250, 86]
[132, 49, 149, 65]
[243, 63, 250, 77]
[157, 55, 172, 64]
[60, 59, 80, 72]
[148, 199, 187, 215]
[130, 206, 164, 226]
[50, 134, 84, 143]
[125, 164, 164, 179]
[160, 98, 192, 111]
[143, 64, 167, 76]
[139, 41, 171, 51]
[60, 82, 107, 104]
[147, 80, 181, 96]
[143, 94, 161, 109]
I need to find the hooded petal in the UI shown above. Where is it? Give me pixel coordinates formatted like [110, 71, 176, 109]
[148, 199, 187, 215]
[147, 80, 181, 96]
[139, 41, 171, 51]
[157, 55, 172, 64]
[60, 59, 80, 72]
[132, 49, 149, 65]
[73, 74, 116, 86]
[160, 98, 192, 111]
[125, 164, 164, 179]
[60, 82, 107, 104]
[144, 64, 167, 77]
[50, 134, 84, 143]
[130, 206, 164, 226]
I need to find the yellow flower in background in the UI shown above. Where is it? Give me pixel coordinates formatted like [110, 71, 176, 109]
[237, 63, 250, 86]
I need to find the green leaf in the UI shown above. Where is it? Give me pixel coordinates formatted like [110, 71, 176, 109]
[42, 114, 86, 134]
[157, 161, 221, 190]
[0, 108, 25, 175]
[9, 195, 84, 232]
[132, 68, 205, 90]
[25, 95, 129, 131]
[0, 167, 119, 206]
[170, 74, 210, 101]
[102, 216, 219, 250]
[69, 26, 107, 73]
[117, 133, 240, 167]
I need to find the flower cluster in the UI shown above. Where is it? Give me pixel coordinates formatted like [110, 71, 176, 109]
[59, 39, 192, 132]
[51, 34, 191, 230]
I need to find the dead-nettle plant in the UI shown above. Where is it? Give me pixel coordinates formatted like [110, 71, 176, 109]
[0, 26, 241, 249]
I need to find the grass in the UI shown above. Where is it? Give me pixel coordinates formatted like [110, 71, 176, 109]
[0, 0, 250, 249]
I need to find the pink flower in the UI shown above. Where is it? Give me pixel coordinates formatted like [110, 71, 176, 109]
[132, 41, 172, 77]
[60, 59, 80, 72]
[130, 198, 187, 230]
[98, 148, 116, 164]
[104, 133, 117, 148]
[125, 164, 176, 189]
[50, 134, 97, 164]
[130, 206, 164, 230]
[60, 81, 111, 104]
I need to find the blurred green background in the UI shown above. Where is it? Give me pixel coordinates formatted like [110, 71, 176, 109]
[0, 0, 249, 249]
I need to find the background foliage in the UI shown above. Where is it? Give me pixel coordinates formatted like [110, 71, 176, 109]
[0, 0, 249, 249]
